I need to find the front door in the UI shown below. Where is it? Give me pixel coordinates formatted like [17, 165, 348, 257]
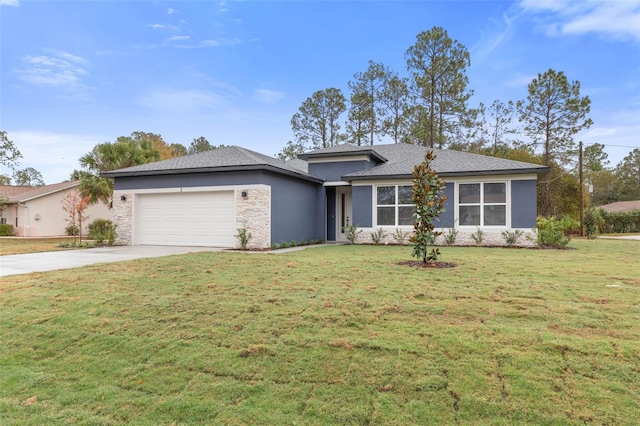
[336, 186, 353, 241]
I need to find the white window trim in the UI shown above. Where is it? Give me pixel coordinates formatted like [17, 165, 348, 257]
[455, 180, 510, 229]
[373, 184, 415, 228]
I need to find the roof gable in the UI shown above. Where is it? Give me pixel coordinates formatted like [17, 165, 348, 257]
[3, 181, 80, 203]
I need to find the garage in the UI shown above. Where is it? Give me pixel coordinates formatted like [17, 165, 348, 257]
[134, 191, 235, 247]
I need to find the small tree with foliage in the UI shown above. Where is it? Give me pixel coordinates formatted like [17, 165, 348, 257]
[410, 150, 447, 262]
[61, 190, 91, 246]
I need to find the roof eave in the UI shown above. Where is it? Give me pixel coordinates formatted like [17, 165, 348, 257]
[344, 167, 550, 181]
[102, 164, 324, 184]
[298, 149, 387, 164]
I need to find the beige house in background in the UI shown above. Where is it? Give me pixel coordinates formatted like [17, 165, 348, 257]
[0, 181, 111, 237]
[599, 200, 640, 213]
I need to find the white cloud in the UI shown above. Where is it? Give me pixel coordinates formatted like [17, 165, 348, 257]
[0, 0, 19, 6]
[167, 35, 191, 42]
[50, 49, 87, 64]
[519, 0, 640, 42]
[254, 89, 284, 104]
[167, 8, 175, 15]
[147, 23, 178, 31]
[200, 37, 242, 47]
[5, 130, 108, 184]
[472, 13, 516, 63]
[563, 2, 640, 41]
[15, 51, 89, 93]
[219, 2, 228, 13]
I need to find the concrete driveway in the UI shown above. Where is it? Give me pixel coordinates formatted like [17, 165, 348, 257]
[598, 235, 640, 241]
[0, 246, 224, 277]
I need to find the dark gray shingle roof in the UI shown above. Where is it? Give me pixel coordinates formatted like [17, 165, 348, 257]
[101, 143, 548, 183]
[101, 146, 322, 183]
[298, 144, 387, 163]
[285, 158, 309, 173]
[339, 144, 549, 179]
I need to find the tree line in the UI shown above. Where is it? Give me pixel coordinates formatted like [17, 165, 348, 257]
[281, 26, 638, 217]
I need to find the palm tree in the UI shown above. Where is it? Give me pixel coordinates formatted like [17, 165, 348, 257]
[78, 138, 160, 207]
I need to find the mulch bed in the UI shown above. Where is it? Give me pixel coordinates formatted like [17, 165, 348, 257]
[397, 261, 457, 268]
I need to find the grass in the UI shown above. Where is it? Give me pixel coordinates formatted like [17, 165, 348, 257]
[0, 237, 80, 256]
[1, 239, 639, 425]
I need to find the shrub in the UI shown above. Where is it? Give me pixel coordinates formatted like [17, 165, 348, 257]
[501, 229, 524, 246]
[370, 228, 388, 245]
[0, 224, 14, 236]
[88, 219, 117, 246]
[443, 228, 458, 246]
[289, 240, 298, 247]
[559, 214, 580, 235]
[583, 208, 602, 239]
[599, 210, 640, 234]
[65, 225, 79, 236]
[536, 217, 571, 248]
[342, 224, 362, 244]
[280, 241, 289, 249]
[270, 243, 280, 250]
[392, 228, 410, 245]
[235, 226, 252, 250]
[471, 228, 485, 245]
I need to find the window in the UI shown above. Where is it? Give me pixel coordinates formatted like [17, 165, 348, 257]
[376, 185, 414, 226]
[458, 182, 506, 226]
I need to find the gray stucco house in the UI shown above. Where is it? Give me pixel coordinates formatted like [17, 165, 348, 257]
[102, 143, 549, 248]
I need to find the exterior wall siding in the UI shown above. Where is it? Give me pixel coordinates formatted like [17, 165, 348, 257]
[308, 160, 375, 182]
[9, 190, 110, 237]
[439, 182, 455, 228]
[269, 175, 324, 245]
[352, 185, 372, 228]
[511, 180, 538, 228]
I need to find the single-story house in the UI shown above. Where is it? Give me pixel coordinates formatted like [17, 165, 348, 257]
[0, 181, 111, 237]
[102, 143, 549, 248]
[598, 200, 640, 213]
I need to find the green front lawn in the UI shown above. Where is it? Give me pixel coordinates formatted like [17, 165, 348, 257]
[0, 237, 79, 256]
[1, 240, 639, 425]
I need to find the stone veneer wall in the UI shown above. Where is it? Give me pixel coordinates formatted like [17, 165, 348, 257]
[353, 227, 537, 247]
[235, 187, 271, 249]
[112, 190, 133, 245]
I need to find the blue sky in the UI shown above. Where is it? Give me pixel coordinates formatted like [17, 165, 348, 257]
[1, 0, 639, 184]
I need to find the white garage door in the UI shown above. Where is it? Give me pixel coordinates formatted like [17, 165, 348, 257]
[134, 191, 235, 247]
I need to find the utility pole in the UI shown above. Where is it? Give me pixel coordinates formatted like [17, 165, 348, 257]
[579, 141, 584, 237]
